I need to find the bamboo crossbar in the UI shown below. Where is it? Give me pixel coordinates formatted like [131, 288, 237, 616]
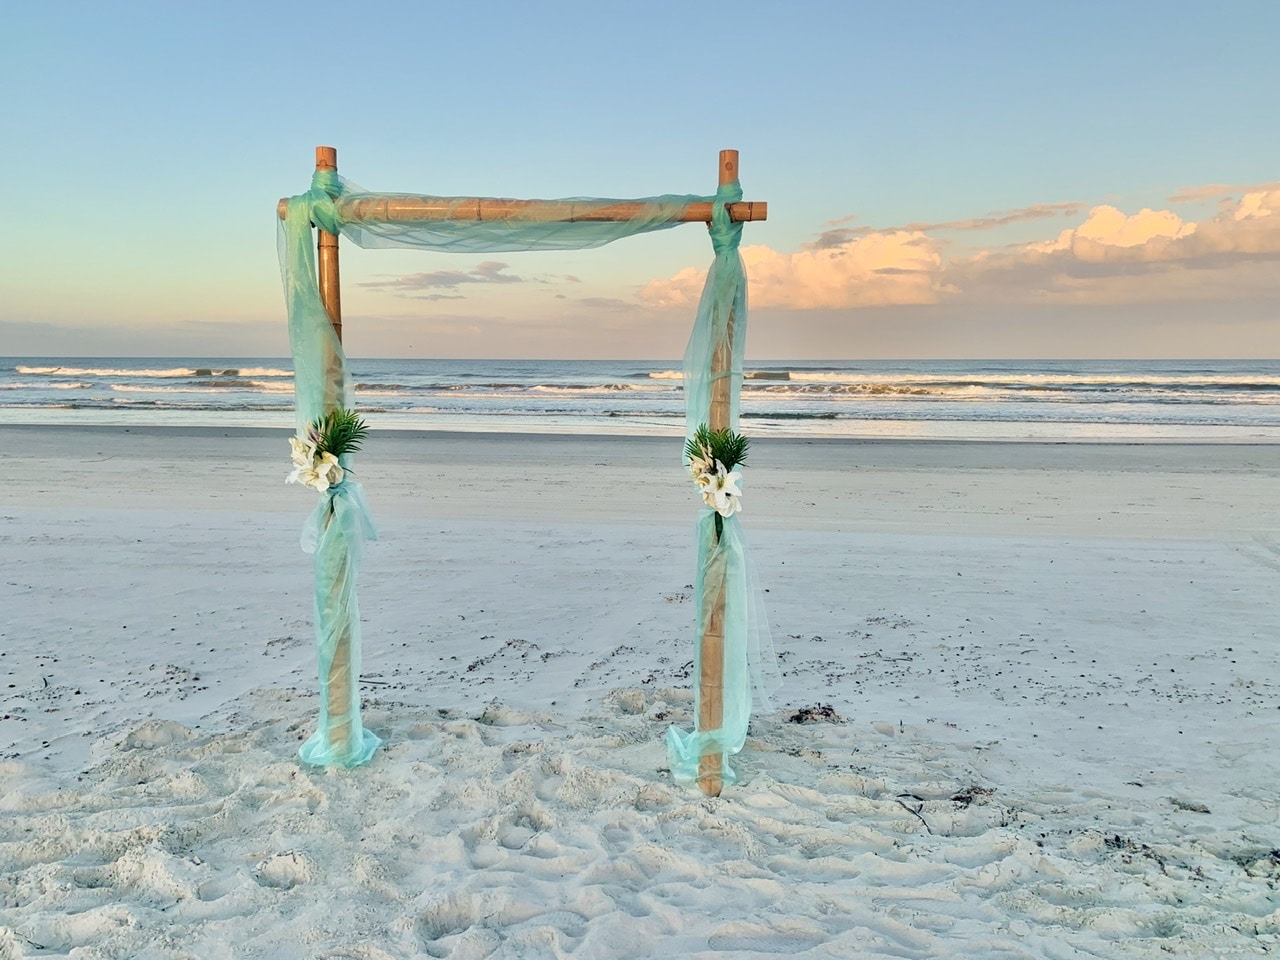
[277, 195, 766, 224]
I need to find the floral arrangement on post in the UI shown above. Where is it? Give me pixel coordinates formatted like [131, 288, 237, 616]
[686, 424, 750, 541]
[287, 409, 369, 493]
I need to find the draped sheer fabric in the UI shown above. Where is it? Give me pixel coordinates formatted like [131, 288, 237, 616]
[665, 183, 782, 786]
[280, 188, 379, 768]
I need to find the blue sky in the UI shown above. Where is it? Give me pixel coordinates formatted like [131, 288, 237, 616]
[3, 0, 1278, 358]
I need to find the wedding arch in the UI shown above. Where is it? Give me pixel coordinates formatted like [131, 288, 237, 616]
[278, 146, 777, 796]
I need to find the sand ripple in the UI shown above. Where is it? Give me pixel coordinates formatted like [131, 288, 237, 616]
[2, 687, 1276, 959]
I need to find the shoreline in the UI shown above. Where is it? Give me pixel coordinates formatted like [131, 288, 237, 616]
[7, 414, 1280, 444]
[7, 419, 1280, 446]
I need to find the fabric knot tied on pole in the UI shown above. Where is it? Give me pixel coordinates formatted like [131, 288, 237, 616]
[709, 180, 745, 255]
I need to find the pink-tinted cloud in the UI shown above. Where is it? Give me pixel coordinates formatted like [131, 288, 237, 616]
[642, 231, 947, 310]
[643, 188, 1280, 311]
[952, 189, 1280, 303]
[978, 190, 1280, 266]
[1168, 181, 1280, 203]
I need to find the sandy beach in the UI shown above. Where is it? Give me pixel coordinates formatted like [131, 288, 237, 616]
[2, 425, 1278, 958]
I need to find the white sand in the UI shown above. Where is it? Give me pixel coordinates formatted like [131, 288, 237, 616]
[2, 425, 1278, 958]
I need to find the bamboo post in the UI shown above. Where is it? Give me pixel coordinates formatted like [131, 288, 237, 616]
[697, 149, 739, 797]
[317, 147, 343, 343]
[315, 145, 355, 759]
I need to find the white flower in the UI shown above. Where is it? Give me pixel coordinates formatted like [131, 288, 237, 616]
[306, 452, 345, 493]
[688, 446, 714, 482]
[286, 439, 344, 493]
[289, 435, 317, 468]
[698, 462, 742, 517]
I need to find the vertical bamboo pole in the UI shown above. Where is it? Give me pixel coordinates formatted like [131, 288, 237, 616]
[315, 145, 354, 758]
[697, 149, 739, 797]
[316, 146, 343, 346]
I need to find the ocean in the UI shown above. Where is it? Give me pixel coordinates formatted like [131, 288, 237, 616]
[3, 357, 1280, 442]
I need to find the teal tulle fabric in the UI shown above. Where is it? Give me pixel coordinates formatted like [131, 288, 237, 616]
[308, 170, 701, 255]
[282, 177, 346, 429]
[665, 182, 781, 787]
[681, 181, 747, 439]
[281, 181, 380, 769]
[336, 190, 705, 253]
[297, 478, 380, 768]
[281, 166, 774, 778]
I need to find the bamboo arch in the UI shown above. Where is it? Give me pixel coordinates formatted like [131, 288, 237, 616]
[279, 146, 768, 796]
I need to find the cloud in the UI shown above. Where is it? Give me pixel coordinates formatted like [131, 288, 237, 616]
[951, 189, 1280, 303]
[643, 188, 1280, 311]
[642, 231, 948, 310]
[981, 189, 1280, 267]
[360, 260, 524, 293]
[808, 202, 1084, 249]
[1020, 204, 1196, 261]
[1168, 181, 1280, 204]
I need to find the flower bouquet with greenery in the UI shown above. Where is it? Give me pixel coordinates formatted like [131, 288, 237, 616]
[287, 408, 369, 494]
[686, 424, 749, 540]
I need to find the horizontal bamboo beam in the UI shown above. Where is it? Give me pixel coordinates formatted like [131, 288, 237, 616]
[276, 195, 766, 224]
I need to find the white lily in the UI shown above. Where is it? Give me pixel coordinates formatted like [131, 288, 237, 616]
[688, 444, 715, 483]
[289, 435, 317, 468]
[307, 452, 345, 493]
[287, 448, 345, 493]
[699, 462, 743, 517]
